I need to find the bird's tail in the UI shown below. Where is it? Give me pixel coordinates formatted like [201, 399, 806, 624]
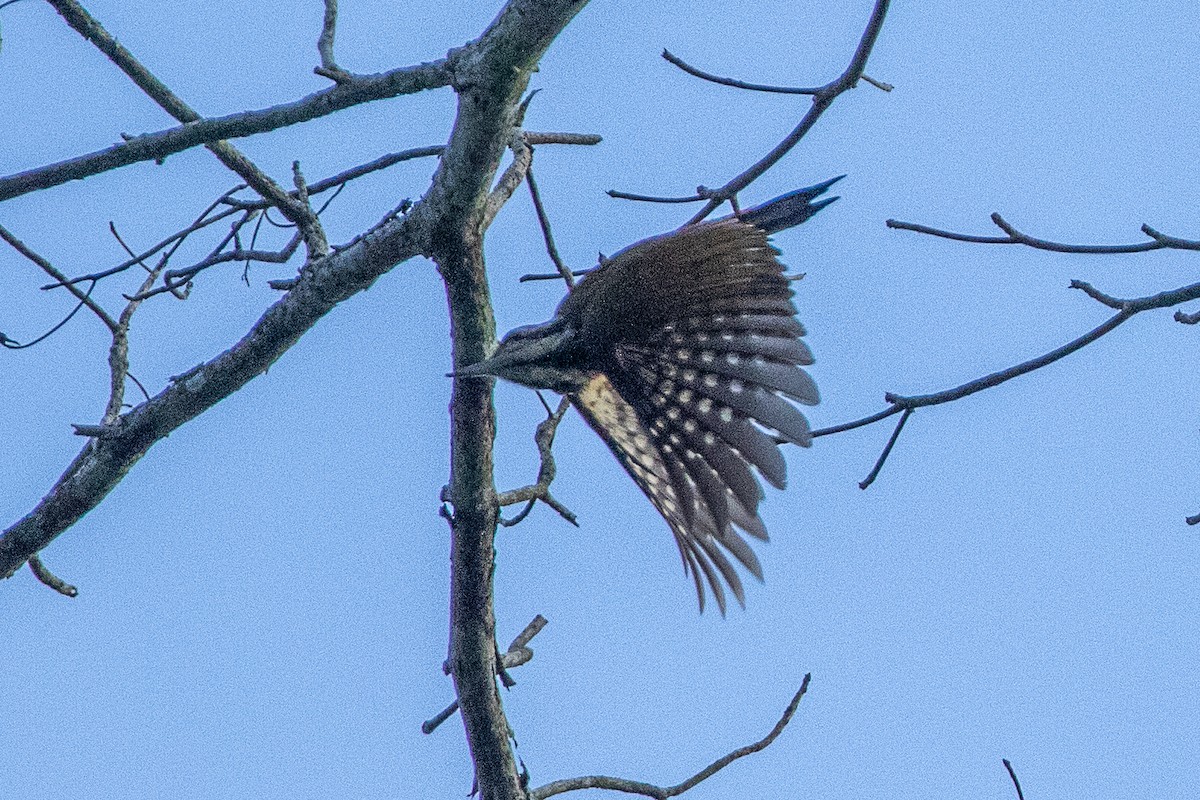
[737, 175, 844, 234]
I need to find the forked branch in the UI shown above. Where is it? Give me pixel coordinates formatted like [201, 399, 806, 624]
[887, 212, 1200, 254]
[609, 0, 891, 221]
[497, 395, 579, 528]
[821, 211, 1200, 500]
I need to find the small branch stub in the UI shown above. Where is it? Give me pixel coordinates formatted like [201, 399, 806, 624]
[422, 615, 549, 735]
[28, 555, 78, 597]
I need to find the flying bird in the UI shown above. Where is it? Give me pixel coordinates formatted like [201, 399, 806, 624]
[457, 177, 841, 612]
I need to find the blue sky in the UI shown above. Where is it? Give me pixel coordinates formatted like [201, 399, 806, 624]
[3, 1, 1200, 798]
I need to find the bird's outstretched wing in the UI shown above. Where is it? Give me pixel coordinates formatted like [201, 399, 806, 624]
[566, 215, 819, 612]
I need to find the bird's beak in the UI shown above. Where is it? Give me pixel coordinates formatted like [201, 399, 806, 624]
[447, 343, 536, 380]
[446, 359, 496, 379]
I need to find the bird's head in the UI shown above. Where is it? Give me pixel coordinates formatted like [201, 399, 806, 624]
[451, 316, 592, 394]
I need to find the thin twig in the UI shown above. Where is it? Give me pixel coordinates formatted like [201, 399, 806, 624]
[223, 147, 444, 211]
[531, 675, 811, 800]
[526, 132, 602, 146]
[860, 73, 894, 91]
[0, 279, 100, 350]
[104, 249, 170, 422]
[518, 266, 595, 283]
[858, 407, 911, 490]
[126, 371, 151, 403]
[108, 222, 157, 277]
[811, 405, 901, 438]
[606, 189, 705, 203]
[884, 218, 1016, 245]
[485, 132, 534, 229]
[499, 499, 537, 527]
[107, 221, 188, 300]
[526, 166, 574, 288]
[662, 49, 822, 94]
[1002, 759, 1026, 800]
[0, 224, 118, 331]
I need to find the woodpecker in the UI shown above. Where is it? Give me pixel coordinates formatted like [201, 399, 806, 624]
[458, 176, 841, 612]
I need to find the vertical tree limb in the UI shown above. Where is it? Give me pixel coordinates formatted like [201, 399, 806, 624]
[417, 2, 588, 797]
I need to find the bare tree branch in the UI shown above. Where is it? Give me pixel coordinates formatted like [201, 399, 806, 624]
[531, 676, 811, 800]
[46, 0, 328, 257]
[39, 134, 597, 295]
[887, 212, 1178, 254]
[813, 278, 1200, 488]
[414, 4, 588, 799]
[0, 0, 585, 586]
[684, 0, 890, 222]
[0, 63, 451, 205]
[610, 0, 890, 217]
[0, 211, 422, 579]
[854, 209, 1200, 494]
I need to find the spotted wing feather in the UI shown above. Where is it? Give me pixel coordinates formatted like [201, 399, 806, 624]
[572, 374, 769, 614]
